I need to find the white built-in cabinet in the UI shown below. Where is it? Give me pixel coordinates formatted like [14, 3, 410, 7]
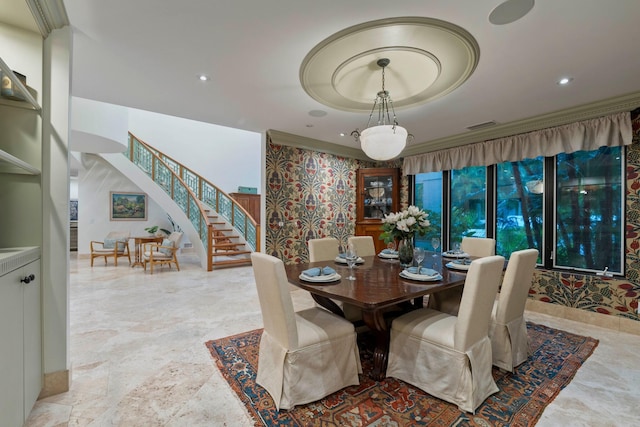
[0, 251, 41, 427]
[0, 43, 44, 425]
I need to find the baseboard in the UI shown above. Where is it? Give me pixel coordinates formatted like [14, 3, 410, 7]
[39, 368, 70, 399]
[526, 299, 640, 336]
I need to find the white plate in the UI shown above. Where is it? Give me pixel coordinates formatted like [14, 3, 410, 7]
[335, 256, 365, 264]
[446, 261, 471, 271]
[399, 271, 443, 282]
[299, 273, 341, 283]
[442, 251, 470, 259]
[378, 252, 399, 259]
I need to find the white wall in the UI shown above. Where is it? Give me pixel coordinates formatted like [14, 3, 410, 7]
[77, 154, 182, 255]
[128, 108, 261, 194]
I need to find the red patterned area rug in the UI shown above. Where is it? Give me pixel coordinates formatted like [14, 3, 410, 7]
[205, 323, 598, 426]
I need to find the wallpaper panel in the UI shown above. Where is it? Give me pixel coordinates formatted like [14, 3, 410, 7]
[265, 137, 402, 263]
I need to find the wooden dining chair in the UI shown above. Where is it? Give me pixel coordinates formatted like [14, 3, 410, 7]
[386, 255, 505, 413]
[308, 237, 362, 322]
[250, 252, 361, 410]
[347, 235, 376, 257]
[489, 248, 538, 371]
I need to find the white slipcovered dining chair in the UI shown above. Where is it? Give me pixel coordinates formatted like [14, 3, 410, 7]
[489, 248, 538, 371]
[428, 236, 497, 315]
[250, 252, 361, 410]
[461, 236, 496, 257]
[308, 237, 363, 323]
[347, 235, 377, 257]
[387, 255, 505, 413]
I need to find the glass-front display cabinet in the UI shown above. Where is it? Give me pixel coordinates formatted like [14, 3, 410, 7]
[355, 167, 400, 254]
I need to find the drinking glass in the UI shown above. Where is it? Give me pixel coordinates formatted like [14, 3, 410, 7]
[345, 242, 358, 280]
[431, 237, 440, 257]
[413, 247, 425, 274]
[453, 242, 461, 254]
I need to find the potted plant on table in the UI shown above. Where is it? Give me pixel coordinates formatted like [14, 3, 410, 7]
[379, 205, 432, 267]
[144, 225, 171, 237]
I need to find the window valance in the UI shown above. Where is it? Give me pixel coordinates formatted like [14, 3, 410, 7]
[403, 112, 632, 174]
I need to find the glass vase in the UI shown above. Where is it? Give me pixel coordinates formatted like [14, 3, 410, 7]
[398, 236, 414, 268]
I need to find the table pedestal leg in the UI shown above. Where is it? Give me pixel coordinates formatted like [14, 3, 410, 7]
[311, 294, 345, 317]
[362, 310, 389, 381]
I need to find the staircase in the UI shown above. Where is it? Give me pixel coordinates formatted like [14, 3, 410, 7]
[124, 133, 259, 270]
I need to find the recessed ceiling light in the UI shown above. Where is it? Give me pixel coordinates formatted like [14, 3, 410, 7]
[339, 132, 346, 137]
[558, 77, 573, 85]
[198, 74, 209, 81]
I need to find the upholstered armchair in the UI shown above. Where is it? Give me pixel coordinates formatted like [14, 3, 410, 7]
[387, 255, 505, 413]
[250, 252, 361, 410]
[143, 232, 183, 274]
[90, 231, 131, 266]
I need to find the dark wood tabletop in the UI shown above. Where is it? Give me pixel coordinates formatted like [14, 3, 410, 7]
[284, 253, 469, 380]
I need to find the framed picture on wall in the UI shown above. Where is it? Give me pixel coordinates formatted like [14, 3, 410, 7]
[110, 191, 147, 220]
[70, 199, 78, 221]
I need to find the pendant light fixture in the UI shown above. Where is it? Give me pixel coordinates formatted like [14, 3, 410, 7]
[351, 58, 408, 161]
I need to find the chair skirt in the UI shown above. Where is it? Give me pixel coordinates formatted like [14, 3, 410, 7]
[256, 308, 361, 410]
[387, 309, 498, 413]
[489, 314, 529, 372]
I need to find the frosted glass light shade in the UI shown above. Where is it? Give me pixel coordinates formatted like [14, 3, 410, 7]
[360, 125, 407, 160]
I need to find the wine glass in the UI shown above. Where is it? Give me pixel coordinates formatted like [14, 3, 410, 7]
[345, 242, 358, 280]
[431, 237, 440, 257]
[413, 247, 425, 274]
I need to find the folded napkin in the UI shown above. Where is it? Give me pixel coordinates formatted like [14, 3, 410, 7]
[443, 251, 470, 258]
[381, 248, 398, 255]
[302, 266, 336, 277]
[453, 258, 472, 265]
[405, 267, 439, 277]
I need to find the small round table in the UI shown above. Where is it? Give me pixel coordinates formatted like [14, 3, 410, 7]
[131, 236, 163, 268]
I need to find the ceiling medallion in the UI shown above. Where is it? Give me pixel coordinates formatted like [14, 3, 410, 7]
[300, 17, 480, 113]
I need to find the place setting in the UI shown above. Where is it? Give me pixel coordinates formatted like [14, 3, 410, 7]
[298, 265, 341, 283]
[442, 241, 470, 259]
[334, 252, 365, 264]
[446, 258, 472, 271]
[399, 247, 443, 282]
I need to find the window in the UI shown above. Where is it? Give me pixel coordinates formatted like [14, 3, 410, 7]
[554, 146, 624, 273]
[413, 146, 625, 274]
[414, 172, 442, 249]
[495, 158, 543, 262]
[450, 166, 486, 246]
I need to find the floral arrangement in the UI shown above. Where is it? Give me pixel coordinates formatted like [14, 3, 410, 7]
[379, 205, 431, 244]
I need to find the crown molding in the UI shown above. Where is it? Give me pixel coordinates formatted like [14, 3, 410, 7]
[26, 0, 69, 37]
[267, 130, 371, 161]
[402, 91, 640, 156]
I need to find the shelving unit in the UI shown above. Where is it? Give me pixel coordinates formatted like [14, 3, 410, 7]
[0, 57, 41, 111]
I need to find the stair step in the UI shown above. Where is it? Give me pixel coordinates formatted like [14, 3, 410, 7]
[211, 249, 252, 257]
[212, 235, 239, 240]
[211, 258, 252, 268]
[214, 244, 245, 250]
[212, 228, 232, 232]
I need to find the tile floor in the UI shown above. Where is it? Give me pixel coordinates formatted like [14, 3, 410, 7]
[24, 253, 640, 426]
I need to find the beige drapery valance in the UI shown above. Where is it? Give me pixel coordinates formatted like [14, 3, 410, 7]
[403, 112, 632, 175]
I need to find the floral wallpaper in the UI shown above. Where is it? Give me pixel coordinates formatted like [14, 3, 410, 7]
[265, 138, 403, 263]
[265, 112, 640, 322]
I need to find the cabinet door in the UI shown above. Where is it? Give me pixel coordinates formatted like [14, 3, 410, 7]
[23, 260, 41, 420]
[356, 168, 400, 221]
[0, 268, 26, 427]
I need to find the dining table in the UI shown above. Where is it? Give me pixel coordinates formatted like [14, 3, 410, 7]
[284, 252, 470, 380]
